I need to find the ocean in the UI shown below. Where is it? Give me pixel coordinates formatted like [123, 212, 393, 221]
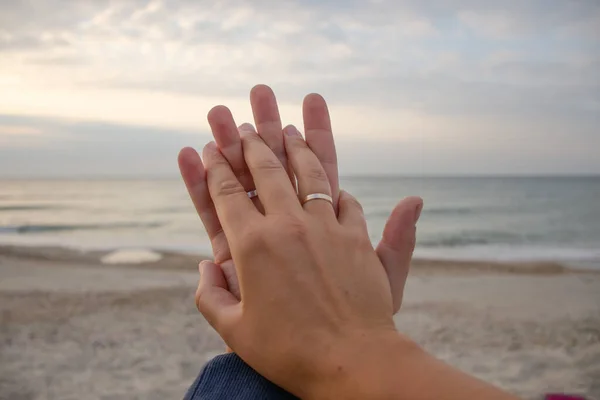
[1, 177, 599, 269]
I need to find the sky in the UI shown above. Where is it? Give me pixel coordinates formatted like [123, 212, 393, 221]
[1, 0, 599, 177]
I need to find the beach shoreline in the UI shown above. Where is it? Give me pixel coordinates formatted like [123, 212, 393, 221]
[2, 243, 598, 275]
[1, 244, 600, 399]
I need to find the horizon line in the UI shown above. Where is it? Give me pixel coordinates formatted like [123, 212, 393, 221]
[2, 173, 600, 180]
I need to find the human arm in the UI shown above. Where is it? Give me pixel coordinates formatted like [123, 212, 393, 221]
[302, 330, 518, 400]
[192, 124, 520, 399]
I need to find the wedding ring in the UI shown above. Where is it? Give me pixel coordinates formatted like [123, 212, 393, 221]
[301, 193, 333, 205]
[247, 189, 258, 199]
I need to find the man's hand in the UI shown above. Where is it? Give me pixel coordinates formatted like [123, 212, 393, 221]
[178, 84, 422, 311]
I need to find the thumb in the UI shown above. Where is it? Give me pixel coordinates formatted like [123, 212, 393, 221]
[195, 260, 240, 334]
[375, 196, 423, 313]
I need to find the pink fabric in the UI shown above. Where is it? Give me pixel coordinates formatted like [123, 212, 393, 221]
[544, 395, 586, 400]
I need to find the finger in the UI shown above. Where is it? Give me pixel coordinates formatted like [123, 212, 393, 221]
[250, 85, 288, 173]
[219, 259, 240, 354]
[375, 196, 423, 313]
[206, 106, 263, 211]
[195, 260, 240, 335]
[337, 190, 368, 232]
[178, 147, 230, 263]
[240, 126, 301, 214]
[220, 259, 240, 300]
[202, 141, 261, 236]
[236, 123, 265, 213]
[207, 106, 253, 188]
[303, 93, 339, 214]
[283, 125, 335, 218]
[208, 106, 262, 206]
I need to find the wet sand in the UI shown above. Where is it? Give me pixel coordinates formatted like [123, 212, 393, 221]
[1, 245, 599, 399]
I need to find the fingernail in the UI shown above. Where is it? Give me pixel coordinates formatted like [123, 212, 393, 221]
[205, 141, 217, 150]
[284, 125, 301, 137]
[238, 123, 255, 133]
[414, 202, 423, 224]
[198, 260, 211, 276]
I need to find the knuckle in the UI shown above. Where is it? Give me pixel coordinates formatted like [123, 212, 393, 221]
[216, 179, 245, 198]
[254, 157, 283, 174]
[315, 152, 337, 167]
[345, 194, 364, 213]
[288, 136, 307, 149]
[305, 165, 328, 183]
[281, 215, 310, 241]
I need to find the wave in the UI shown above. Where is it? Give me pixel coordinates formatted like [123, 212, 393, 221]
[424, 206, 476, 215]
[418, 231, 542, 248]
[150, 206, 189, 214]
[366, 206, 496, 219]
[419, 237, 492, 247]
[413, 244, 600, 269]
[0, 205, 64, 211]
[0, 222, 165, 234]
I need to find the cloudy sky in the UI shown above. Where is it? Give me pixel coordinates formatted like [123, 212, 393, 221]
[1, 0, 599, 177]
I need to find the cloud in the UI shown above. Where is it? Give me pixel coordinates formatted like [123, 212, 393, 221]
[0, 0, 598, 175]
[3, 1, 596, 100]
[455, 1, 600, 39]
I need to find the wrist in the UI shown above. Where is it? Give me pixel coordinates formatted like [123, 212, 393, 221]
[300, 329, 519, 400]
[301, 329, 424, 400]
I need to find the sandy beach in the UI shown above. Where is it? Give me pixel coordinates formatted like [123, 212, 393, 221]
[1, 245, 599, 400]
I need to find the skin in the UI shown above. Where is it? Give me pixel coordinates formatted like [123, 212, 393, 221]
[177, 86, 521, 399]
[190, 125, 520, 400]
[178, 85, 422, 311]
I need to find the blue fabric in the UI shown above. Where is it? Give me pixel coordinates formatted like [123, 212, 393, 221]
[184, 353, 299, 400]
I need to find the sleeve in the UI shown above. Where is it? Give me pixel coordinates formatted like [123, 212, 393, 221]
[184, 353, 299, 400]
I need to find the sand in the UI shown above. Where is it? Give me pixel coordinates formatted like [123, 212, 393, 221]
[1, 245, 599, 400]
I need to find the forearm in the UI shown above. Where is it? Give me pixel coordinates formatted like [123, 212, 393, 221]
[384, 342, 519, 400]
[304, 332, 519, 400]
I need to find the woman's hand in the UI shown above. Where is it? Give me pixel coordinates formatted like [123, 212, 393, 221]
[195, 125, 401, 397]
[178, 85, 422, 311]
[181, 89, 520, 400]
[193, 129, 521, 400]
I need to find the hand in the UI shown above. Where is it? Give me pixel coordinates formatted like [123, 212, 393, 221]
[195, 127, 400, 397]
[193, 132, 520, 400]
[178, 85, 422, 311]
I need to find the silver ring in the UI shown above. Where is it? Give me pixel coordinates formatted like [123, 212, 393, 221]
[302, 193, 333, 205]
[247, 189, 258, 199]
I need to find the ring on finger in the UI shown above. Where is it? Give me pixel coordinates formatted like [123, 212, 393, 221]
[247, 189, 258, 199]
[301, 193, 333, 205]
